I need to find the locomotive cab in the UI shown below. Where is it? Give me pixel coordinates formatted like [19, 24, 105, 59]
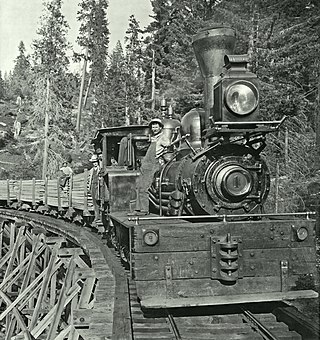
[91, 125, 152, 212]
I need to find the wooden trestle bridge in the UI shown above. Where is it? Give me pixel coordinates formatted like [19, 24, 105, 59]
[0, 209, 128, 340]
[0, 209, 319, 340]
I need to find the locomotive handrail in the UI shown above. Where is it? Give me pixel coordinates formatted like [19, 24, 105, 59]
[213, 116, 287, 127]
[128, 211, 315, 223]
[205, 116, 288, 138]
[155, 134, 190, 159]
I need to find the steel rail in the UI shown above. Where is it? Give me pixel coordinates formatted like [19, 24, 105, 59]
[241, 308, 279, 340]
[166, 311, 182, 340]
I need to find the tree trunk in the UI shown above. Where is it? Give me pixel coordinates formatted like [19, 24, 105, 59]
[42, 78, 50, 180]
[247, 2, 259, 73]
[151, 49, 156, 112]
[76, 46, 89, 132]
[316, 75, 320, 168]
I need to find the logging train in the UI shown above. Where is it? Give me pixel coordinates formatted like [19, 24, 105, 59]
[0, 26, 317, 309]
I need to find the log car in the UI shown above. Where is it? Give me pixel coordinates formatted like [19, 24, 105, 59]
[0, 172, 96, 220]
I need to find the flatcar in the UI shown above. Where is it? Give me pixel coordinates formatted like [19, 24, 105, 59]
[0, 25, 317, 310]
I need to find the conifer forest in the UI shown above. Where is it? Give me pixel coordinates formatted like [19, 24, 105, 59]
[0, 0, 319, 215]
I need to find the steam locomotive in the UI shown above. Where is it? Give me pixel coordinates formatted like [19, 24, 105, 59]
[0, 26, 317, 309]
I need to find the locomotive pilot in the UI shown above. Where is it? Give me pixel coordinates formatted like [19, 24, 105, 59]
[130, 118, 170, 215]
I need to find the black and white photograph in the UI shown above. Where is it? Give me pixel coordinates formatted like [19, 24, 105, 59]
[0, 0, 319, 339]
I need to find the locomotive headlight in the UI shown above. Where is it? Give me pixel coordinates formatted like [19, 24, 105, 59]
[143, 230, 159, 246]
[296, 227, 308, 241]
[225, 81, 259, 115]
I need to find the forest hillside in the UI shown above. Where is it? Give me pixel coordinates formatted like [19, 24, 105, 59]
[0, 0, 319, 214]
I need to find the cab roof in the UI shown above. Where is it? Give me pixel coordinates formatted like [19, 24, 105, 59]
[91, 125, 149, 145]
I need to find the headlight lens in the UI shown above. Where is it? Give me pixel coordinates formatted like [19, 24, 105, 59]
[296, 227, 308, 241]
[143, 230, 159, 246]
[225, 81, 259, 115]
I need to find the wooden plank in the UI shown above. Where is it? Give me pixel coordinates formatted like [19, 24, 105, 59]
[9, 221, 16, 251]
[0, 260, 62, 321]
[5, 226, 25, 278]
[30, 248, 58, 329]
[30, 284, 81, 338]
[50, 271, 57, 307]
[58, 248, 84, 256]
[78, 277, 96, 308]
[141, 290, 319, 309]
[44, 176, 48, 207]
[133, 247, 317, 281]
[57, 178, 61, 211]
[83, 169, 89, 216]
[46, 257, 76, 340]
[0, 221, 4, 258]
[133, 219, 315, 253]
[69, 173, 73, 208]
[53, 324, 73, 340]
[20, 236, 41, 290]
[0, 290, 34, 340]
[73, 255, 90, 268]
[73, 309, 113, 325]
[6, 179, 10, 204]
[112, 274, 131, 340]
[135, 276, 281, 300]
[0, 245, 46, 292]
[32, 178, 36, 207]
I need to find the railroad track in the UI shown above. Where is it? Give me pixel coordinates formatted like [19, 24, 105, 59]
[128, 275, 318, 340]
[0, 209, 318, 340]
[130, 299, 318, 340]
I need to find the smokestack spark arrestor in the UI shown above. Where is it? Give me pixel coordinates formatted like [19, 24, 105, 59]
[192, 26, 236, 134]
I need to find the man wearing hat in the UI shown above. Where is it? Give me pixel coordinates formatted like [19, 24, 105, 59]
[131, 118, 170, 215]
[59, 161, 73, 188]
[88, 154, 102, 223]
[149, 118, 171, 161]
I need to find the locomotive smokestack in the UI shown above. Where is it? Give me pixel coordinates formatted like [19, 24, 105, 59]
[192, 25, 236, 133]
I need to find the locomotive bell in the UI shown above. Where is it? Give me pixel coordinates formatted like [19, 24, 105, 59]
[192, 25, 236, 132]
[213, 55, 260, 123]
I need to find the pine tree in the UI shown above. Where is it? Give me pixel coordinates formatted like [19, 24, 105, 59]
[209, 0, 320, 211]
[10, 41, 32, 99]
[31, 0, 72, 178]
[77, 0, 109, 129]
[125, 15, 147, 124]
[144, 0, 216, 115]
[105, 41, 127, 126]
[0, 71, 5, 100]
